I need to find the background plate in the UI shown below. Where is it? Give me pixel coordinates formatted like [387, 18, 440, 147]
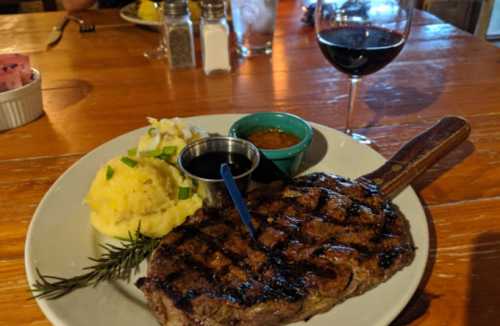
[25, 114, 429, 326]
[119, 2, 162, 27]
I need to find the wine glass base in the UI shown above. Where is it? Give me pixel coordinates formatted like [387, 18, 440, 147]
[351, 132, 372, 145]
[236, 43, 273, 58]
[144, 48, 166, 60]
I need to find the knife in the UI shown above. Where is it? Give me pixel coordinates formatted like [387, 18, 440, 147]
[46, 16, 70, 48]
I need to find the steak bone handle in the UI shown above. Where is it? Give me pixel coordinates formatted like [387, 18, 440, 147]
[358, 116, 471, 199]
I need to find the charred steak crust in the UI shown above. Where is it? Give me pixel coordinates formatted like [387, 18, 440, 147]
[138, 173, 416, 325]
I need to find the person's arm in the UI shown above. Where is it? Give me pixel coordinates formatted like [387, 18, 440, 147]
[62, 0, 97, 11]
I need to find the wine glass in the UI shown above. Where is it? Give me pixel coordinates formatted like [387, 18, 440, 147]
[315, 0, 414, 144]
[144, 0, 167, 59]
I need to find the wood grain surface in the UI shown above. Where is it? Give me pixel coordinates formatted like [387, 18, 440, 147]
[1, 1, 500, 325]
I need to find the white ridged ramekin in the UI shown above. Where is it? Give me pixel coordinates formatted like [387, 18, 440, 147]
[0, 68, 43, 131]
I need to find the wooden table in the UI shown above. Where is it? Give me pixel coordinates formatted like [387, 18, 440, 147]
[1, 1, 500, 325]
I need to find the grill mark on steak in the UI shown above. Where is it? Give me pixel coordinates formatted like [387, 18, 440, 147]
[138, 173, 416, 325]
[154, 222, 346, 310]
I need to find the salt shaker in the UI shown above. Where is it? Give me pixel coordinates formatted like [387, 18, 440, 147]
[164, 0, 196, 69]
[200, 0, 231, 75]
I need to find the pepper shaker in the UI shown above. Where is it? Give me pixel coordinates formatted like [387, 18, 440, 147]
[200, 0, 231, 75]
[163, 0, 196, 69]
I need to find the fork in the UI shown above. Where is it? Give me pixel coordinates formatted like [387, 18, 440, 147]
[67, 15, 95, 33]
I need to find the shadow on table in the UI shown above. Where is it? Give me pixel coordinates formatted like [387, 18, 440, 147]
[465, 233, 500, 326]
[0, 79, 92, 135]
[390, 205, 439, 326]
[46, 79, 93, 112]
[388, 232, 500, 326]
[363, 64, 445, 128]
[391, 141, 472, 325]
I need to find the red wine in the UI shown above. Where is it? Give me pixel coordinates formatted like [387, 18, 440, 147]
[185, 152, 252, 180]
[318, 26, 405, 77]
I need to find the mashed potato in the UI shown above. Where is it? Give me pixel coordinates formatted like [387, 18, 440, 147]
[86, 157, 202, 238]
[85, 118, 206, 239]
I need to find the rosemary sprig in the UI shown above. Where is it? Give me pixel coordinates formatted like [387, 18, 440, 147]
[31, 228, 161, 300]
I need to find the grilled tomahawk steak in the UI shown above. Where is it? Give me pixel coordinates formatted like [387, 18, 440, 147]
[137, 173, 415, 325]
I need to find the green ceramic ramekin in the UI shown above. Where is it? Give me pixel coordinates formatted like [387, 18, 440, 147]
[228, 112, 313, 177]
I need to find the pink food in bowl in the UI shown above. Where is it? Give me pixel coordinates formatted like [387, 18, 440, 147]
[0, 54, 33, 92]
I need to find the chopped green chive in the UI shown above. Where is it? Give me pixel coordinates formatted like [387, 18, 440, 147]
[106, 165, 114, 180]
[121, 157, 138, 168]
[127, 147, 137, 157]
[149, 146, 177, 162]
[162, 146, 177, 156]
[157, 154, 169, 161]
[147, 128, 156, 137]
[143, 148, 163, 157]
[178, 187, 191, 200]
[141, 147, 177, 161]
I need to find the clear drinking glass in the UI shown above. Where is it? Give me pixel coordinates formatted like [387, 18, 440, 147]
[315, 0, 414, 144]
[230, 0, 278, 57]
[144, 0, 167, 60]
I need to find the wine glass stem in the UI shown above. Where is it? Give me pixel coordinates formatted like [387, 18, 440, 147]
[346, 77, 360, 135]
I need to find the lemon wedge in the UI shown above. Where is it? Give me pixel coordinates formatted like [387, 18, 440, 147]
[138, 0, 161, 22]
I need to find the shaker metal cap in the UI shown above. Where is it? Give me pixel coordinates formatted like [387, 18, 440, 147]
[201, 0, 226, 20]
[165, 0, 188, 16]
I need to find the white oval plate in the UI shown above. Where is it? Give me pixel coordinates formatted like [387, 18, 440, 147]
[25, 114, 428, 326]
[119, 2, 162, 27]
